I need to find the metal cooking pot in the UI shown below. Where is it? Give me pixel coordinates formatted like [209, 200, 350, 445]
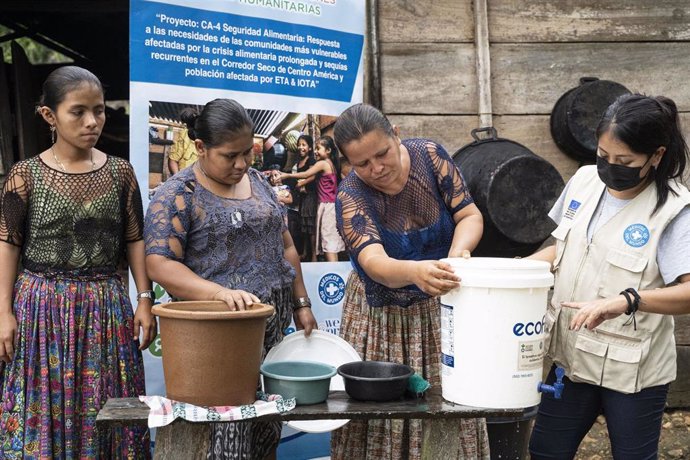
[550, 77, 630, 163]
[453, 127, 565, 258]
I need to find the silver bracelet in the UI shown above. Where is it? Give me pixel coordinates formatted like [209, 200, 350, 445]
[293, 296, 312, 309]
[136, 290, 156, 301]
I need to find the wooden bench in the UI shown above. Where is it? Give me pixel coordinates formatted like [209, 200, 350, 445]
[97, 390, 526, 459]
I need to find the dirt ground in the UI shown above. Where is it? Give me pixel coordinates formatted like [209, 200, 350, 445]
[574, 410, 690, 459]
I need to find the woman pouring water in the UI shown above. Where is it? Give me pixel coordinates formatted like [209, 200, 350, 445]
[331, 103, 488, 459]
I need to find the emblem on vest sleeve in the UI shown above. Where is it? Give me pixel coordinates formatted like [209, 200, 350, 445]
[623, 223, 650, 247]
[564, 200, 581, 220]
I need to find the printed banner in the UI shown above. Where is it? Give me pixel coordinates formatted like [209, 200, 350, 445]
[130, 3, 362, 452]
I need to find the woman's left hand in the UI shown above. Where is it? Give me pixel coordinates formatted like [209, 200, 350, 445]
[293, 307, 317, 337]
[133, 298, 158, 350]
[563, 295, 628, 331]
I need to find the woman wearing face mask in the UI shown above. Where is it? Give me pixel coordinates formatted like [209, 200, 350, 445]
[528, 94, 690, 459]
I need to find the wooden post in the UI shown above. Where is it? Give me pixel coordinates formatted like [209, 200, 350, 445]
[364, 0, 382, 110]
[474, 0, 493, 129]
[154, 422, 211, 460]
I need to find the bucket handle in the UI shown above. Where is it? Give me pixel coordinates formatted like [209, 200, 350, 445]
[470, 127, 498, 142]
[579, 77, 599, 85]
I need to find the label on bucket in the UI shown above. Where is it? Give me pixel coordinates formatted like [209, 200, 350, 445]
[517, 338, 544, 371]
[441, 303, 454, 368]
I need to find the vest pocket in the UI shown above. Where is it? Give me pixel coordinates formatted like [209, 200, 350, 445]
[597, 248, 648, 298]
[544, 301, 561, 356]
[571, 330, 646, 393]
[571, 334, 608, 385]
[602, 344, 642, 393]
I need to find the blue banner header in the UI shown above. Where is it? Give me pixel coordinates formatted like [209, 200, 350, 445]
[131, 2, 364, 102]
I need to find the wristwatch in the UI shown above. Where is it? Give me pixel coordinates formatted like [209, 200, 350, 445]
[137, 290, 156, 301]
[294, 296, 312, 309]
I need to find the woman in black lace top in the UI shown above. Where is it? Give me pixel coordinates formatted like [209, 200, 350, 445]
[331, 104, 489, 459]
[0, 66, 155, 458]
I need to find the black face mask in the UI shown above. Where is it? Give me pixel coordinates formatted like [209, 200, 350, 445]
[596, 155, 653, 191]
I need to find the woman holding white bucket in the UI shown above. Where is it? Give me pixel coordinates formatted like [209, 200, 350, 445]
[528, 94, 690, 459]
[144, 98, 317, 459]
[331, 103, 489, 459]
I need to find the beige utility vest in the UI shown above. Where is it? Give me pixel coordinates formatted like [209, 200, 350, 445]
[546, 165, 690, 393]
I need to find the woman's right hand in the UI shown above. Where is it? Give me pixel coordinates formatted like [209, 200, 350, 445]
[0, 311, 17, 363]
[412, 260, 461, 297]
[213, 288, 261, 311]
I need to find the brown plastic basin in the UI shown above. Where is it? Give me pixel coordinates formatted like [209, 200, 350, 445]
[152, 300, 275, 406]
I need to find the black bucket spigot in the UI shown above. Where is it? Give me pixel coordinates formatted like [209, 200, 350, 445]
[537, 366, 565, 399]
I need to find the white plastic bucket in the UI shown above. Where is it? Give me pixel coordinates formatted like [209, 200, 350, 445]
[439, 257, 553, 409]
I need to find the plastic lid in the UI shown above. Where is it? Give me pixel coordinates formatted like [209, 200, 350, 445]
[264, 330, 361, 433]
[440, 257, 554, 288]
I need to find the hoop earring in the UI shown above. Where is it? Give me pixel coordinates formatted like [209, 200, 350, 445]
[50, 125, 56, 144]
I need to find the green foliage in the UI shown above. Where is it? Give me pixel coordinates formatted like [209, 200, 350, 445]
[0, 24, 73, 64]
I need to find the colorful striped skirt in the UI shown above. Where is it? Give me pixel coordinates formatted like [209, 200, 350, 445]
[0, 269, 150, 459]
[330, 272, 490, 459]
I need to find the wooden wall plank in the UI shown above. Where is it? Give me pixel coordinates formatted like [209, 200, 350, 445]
[488, 1, 690, 43]
[387, 114, 479, 155]
[668, 346, 690, 409]
[380, 43, 690, 115]
[378, 0, 474, 44]
[675, 315, 690, 346]
[491, 43, 690, 114]
[381, 44, 477, 114]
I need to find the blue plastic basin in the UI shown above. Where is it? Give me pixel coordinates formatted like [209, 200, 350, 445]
[261, 361, 336, 405]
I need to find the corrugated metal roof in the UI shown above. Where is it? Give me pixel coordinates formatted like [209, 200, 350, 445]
[149, 101, 290, 138]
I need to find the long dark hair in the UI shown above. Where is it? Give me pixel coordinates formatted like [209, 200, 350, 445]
[333, 103, 395, 158]
[39, 65, 103, 110]
[297, 134, 314, 160]
[596, 93, 688, 214]
[182, 99, 253, 147]
[318, 135, 341, 184]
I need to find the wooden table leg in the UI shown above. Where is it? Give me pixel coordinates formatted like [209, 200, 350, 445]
[154, 421, 211, 460]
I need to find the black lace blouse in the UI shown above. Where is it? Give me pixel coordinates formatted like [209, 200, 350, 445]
[0, 156, 144, 273]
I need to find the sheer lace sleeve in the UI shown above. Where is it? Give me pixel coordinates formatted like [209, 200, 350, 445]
[427, 142, 474, 215]
[336, 182, 382, 261]
[144, 178, 193, 262]
[119, 160, 145, 242]
[0, 162, 31, 246]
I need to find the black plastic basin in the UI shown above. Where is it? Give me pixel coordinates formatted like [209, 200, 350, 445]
[337, 361, 413, 402]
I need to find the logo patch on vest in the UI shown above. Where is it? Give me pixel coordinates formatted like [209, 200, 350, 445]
[623, 224, 650, 247]
[564, 200, 581, 220]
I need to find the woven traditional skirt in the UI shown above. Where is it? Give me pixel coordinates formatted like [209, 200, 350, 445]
[0, 269, 150, 459]
[331, 272, 490, 459]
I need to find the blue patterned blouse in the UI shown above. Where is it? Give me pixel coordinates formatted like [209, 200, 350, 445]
[144, 167, 295, 299]
[336, 139, 473, 308]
